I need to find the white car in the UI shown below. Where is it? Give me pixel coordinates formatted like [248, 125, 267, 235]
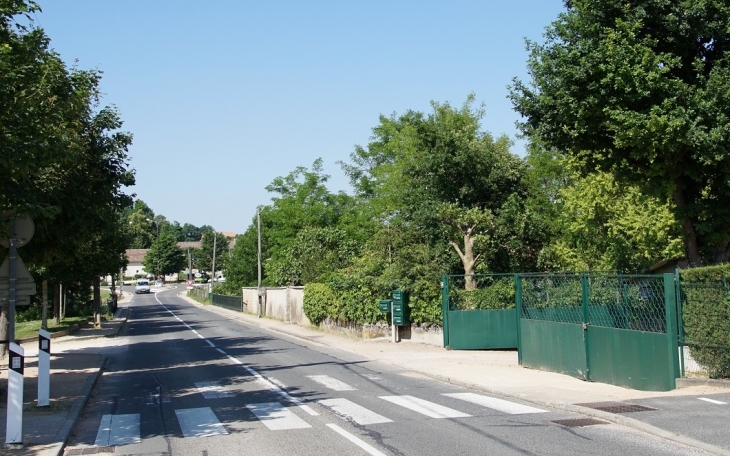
[135, 279, 151, 294]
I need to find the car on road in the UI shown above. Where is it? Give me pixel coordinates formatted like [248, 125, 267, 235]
[135, 279, 150, 294]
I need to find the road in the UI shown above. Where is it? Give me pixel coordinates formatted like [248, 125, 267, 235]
[63, 286, 713, 455]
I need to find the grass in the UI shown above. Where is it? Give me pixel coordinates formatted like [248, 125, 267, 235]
[15, 316, 88, 340]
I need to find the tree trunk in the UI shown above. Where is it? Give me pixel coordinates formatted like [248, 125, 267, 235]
[462, 234, 477, 291]
[93, 275, 101, 328]
[41, 279, 48, 330]
[672, 184, 702, 267]
[53, 283, 61, 326]
[0, 307, 7, 359]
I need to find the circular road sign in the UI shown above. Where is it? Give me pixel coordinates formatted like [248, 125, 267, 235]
[0, 212, 34, 248]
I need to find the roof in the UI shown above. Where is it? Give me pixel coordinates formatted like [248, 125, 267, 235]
[222, 231, 236, 238]
[126, 249, 148, 263]
[177, 241, 202, 249]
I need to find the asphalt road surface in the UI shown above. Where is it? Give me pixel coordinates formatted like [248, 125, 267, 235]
[64, 287, 713, 456]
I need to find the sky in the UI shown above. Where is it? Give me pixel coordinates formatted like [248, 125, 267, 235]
[35, 1, 566, 234]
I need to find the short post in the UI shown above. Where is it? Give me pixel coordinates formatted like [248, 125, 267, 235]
[6, 342, 24, 445]
[391, 301, 398, 343]
[37, 329, 51, 407]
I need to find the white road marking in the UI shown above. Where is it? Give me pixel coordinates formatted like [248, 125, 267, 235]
[246, 402, 311, 430]
[379, 395, 471, 419]
[159, 301, 318, 416]
[308, 375, 356, 391]
[326, 423, 388, 456]
[195, 381, 234, 399]
[443, 392, 547, 414]
[698, 397, 727, 405]
[94, 414, 140, 446]
[206, 340, 215, 347]
[241, 365, 319, 416]
[216, 348, 226, 355]
[319, 398, 392, 425]
[175, 407, 228, 438]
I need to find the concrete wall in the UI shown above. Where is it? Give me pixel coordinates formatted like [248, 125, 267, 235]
[242, 286, 310, 326]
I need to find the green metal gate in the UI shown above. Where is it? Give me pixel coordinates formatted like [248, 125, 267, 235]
[516, 273, 680, 391]
[441, 274, 518, 350]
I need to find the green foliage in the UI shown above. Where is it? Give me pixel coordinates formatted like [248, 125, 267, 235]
[302, 283, 339, 326]
[194, 231, 230, 273]
[143, 232, 185, 277]
[538, 171, 683, 272]
[449, 275, 515, 310]
[679, 268, 730, 378]
[510, 0, 730, 265]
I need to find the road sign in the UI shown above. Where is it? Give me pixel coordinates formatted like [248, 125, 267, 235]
[0, 213, 34, 248]
[0, 254, 34, 282]
[0, 295, 31, 306]
[0, 282, 36, 294]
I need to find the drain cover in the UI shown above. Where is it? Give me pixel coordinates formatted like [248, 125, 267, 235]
[575, 401, 657, 413]
[552, 418, 607, 428]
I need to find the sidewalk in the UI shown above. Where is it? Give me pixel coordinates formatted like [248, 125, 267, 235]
[1, 287, 729, 455]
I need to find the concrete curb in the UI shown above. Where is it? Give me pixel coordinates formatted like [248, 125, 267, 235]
[676, 377, 730, 389]
[43, 355, 107, 456]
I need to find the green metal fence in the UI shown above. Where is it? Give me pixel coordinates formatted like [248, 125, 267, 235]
[517, 273, 679, 391]
[677, 278, 730, 379]
[441, 274, 518, 350]
[211, 293, 243, 312]
[187, 286, 210, 302]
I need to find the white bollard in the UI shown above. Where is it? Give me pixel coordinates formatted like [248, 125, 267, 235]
[37, 329, 51, 407]
[6, 342, 24, 445]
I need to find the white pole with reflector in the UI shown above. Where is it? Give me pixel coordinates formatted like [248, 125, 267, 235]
[37, 329, 51, 407]
[6, 342, 24, 444]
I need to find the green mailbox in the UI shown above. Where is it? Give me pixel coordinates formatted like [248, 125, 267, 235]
[379, 300, 392, 313]
[391, 290, 410, 326]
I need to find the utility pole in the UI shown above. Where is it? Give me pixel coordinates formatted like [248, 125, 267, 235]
[257, 207, 262, 317]
[211, 232, 217, 287]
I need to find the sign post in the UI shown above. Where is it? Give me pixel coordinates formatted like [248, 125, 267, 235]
[37, 329, 51, 407]
[1, 213, 36, 445]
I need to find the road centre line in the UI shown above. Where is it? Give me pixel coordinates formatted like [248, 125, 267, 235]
[206, 340, 216, 347]
[158, 298, 318, 416]
[326, 423, 388, 456]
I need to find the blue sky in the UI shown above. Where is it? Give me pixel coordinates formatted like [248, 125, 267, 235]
[36, 1, 565, 234]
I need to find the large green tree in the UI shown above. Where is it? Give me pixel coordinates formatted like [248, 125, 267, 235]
[510, 0, 730, 266]
[143, 232, 185, 278]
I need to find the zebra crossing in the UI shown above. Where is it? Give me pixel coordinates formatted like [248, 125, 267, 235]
[88, 375, 548, 448]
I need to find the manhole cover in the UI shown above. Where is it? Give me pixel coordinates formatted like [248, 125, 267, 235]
[575, 401, 657, 413]
[552, 418, 607, 428]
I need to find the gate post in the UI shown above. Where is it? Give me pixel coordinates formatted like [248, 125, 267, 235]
[514, 274, 523, 365]
[664, 273, 680, 388]
[581, 274, 591, 381]
[441, 275, 450, 348]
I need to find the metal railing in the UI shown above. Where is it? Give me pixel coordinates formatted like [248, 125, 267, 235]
[211, 293, 243, 312]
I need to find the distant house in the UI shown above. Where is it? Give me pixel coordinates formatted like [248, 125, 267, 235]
[124, 249, 149, 279]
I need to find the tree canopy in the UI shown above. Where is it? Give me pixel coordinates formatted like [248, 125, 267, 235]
[510, 0, 730, 266]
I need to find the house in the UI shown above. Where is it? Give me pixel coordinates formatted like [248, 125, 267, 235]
[649, 257, 688, 274]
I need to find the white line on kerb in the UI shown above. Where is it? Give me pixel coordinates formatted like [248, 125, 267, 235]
[326, 423, 387, 456]
[698, 397, 727, 405]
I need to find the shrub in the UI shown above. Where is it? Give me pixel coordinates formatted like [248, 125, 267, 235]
[303, 283, 338, 325]
[680, 265, 730, 378]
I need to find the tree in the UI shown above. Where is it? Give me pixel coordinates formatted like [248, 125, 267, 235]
[143, 232, 185, 277]
[541, 171, 683, 272]
[194, 231, 230, 273]
[510, 0, 730, 266]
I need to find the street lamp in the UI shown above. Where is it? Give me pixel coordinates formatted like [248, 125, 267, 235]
[147, 218, 160, 280]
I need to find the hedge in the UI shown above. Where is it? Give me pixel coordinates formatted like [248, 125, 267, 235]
[680, 264, 730, 378]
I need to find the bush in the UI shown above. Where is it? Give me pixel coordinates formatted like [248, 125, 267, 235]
[303, 283, 338, 325]
[680, 264, 730, 378]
